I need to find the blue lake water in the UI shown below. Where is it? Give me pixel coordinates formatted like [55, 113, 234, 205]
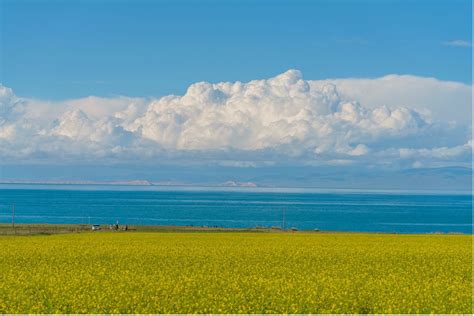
[0, 184, 472, 234]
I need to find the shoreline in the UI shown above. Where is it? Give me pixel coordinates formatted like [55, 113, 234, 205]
[0, 223, 469, 236]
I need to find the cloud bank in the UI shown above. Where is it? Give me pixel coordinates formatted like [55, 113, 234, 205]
[0, 70, 471, 169]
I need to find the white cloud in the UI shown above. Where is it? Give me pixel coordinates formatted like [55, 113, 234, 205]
[21, 95, 148, 122]
[128, 70, 430, 157]
[398, 141, 472, 160]
[0, 70, 471, 169]
[312, 75, 472, 124]
[0, 85, 25, 123]
[443, 40, 472, 47]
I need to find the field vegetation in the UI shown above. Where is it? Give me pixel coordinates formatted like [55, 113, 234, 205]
[0, 232, 471, 313]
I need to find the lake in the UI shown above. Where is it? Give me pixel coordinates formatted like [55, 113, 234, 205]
[0, 184, 471, 233]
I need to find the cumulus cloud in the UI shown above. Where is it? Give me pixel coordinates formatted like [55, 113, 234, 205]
[0, 70, 471, 169]
[312, 75, 472, 124]
[0, 85, 25, 123]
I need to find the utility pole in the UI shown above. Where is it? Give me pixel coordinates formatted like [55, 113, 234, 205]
[12, 204, 15, 232]
[282, 208, 286, 231]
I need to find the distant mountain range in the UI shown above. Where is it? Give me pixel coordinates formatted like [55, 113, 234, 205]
[0, 179, 258, 188]
[1, 165, 471, 191]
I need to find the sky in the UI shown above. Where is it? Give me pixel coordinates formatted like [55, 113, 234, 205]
[0, 0, 472, 189]
[1, 0, 472, 99]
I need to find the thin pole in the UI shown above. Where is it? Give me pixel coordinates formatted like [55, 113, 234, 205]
[282, 208, 286, 231]
[12, 204, 15, 233]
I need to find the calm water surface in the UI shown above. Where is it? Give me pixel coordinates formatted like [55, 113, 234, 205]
[0, 184, 471, 233]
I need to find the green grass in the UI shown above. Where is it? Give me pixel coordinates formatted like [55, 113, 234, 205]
[0, 223, 277, 235]
[0, 232, 471, 313]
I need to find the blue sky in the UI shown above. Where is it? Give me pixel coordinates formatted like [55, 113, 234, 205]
[1, 0, 471, 100]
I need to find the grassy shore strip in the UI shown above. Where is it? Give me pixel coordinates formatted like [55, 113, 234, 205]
[0, 223, 467, 235]
[0, 223, 287, 235]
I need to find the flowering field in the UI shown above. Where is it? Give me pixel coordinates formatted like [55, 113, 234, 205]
[0, 232, 471, 313]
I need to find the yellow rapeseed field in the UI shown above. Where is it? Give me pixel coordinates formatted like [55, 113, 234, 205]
[0, 232, 471, 314]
